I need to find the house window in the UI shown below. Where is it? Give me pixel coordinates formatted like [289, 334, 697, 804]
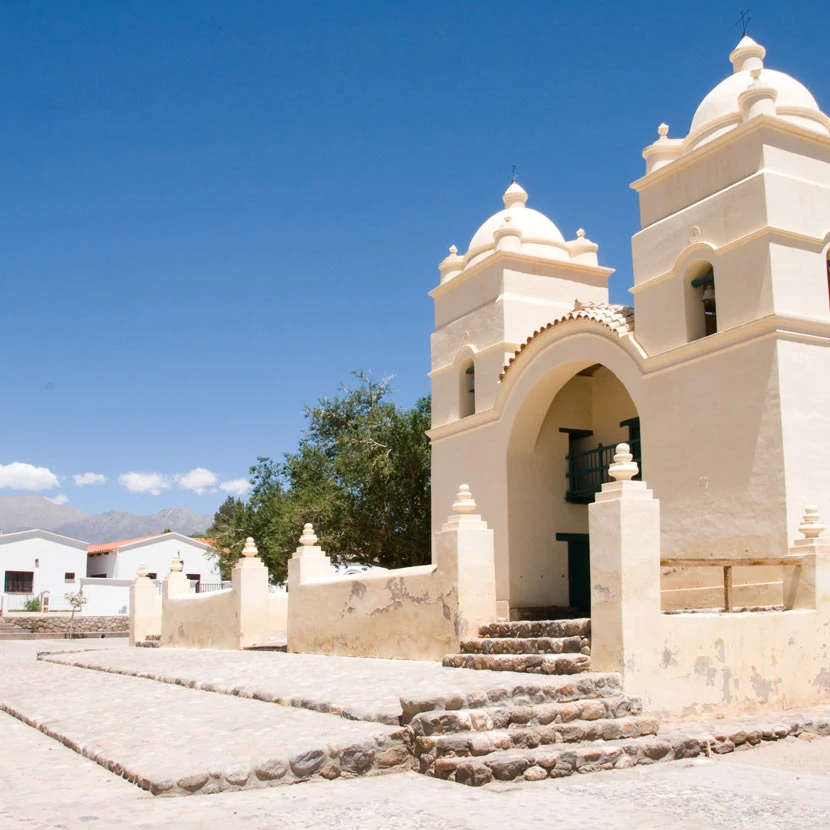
[691, 268, 717, 336]
[4, 571, 34, 593]
[187, 573, 201, 592]
[64, 572, 76, 582]
[459, 358, 476, 418]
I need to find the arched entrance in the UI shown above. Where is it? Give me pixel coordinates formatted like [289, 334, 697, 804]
[500, 328, 645, 620]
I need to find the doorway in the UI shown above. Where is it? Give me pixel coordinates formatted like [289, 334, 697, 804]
[556, 533, 590, 614]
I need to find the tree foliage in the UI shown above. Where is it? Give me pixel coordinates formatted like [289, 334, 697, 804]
[206, 373, 431, 582]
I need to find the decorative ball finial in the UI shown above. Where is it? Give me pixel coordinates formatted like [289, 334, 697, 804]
[299, 523, 318, 546]
[136, 562, 149, 579]
[799, 505, 825, 539]
[576, 228, 585, 238]
[608, 443, 639, 482]
[449, 244, 458, 256]
[241, 537, 258, 557]
[170, 554, 183, 573]
[657, 123, 669, 138]
[453, 484, 477, 514]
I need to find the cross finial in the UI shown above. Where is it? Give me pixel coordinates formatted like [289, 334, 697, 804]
[736, 8, 751, 36]
[511, 164, 517, 183]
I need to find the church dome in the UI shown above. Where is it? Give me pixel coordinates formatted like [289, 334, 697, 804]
[685, 36, 829, 153]
[463, 182, 570, 269]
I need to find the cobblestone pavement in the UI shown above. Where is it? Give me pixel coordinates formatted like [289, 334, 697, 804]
[0, 643, 406, 796]
[3, 707, 830, 829]
[4, 640, 830, 828]
[39, 643, 621, 723]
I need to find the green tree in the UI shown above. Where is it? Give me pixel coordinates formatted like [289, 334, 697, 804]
[206, 373, 431, 582]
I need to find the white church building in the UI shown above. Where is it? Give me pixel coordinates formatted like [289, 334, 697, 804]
[428, 35, 830, 619]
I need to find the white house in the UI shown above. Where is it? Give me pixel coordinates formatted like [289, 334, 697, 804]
[86, 532, 221, 583]
[0, 530, 89, 613]
[83, 532, 223, 616]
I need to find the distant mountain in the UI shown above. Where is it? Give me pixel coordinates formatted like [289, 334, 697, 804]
[0, 496, 212, 543]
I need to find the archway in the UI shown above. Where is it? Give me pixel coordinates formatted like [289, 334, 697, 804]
[499, 327, 645, 619]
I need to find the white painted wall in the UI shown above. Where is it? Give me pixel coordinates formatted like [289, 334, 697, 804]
[79, 578, 132, 616]
[0, 531, 88, 611]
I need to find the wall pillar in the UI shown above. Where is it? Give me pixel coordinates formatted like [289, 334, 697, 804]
[129, 562, 160, 645]
[783, 505, 830, 610]
[588, 443, 661, 676]
[434, 484, 497, 641]
[161, 554, 192, 643]
[287, 524, 332, 652]
[231, 537, 271, 649]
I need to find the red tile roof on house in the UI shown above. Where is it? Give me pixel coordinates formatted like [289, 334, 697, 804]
[87, 535, 158, 555]
[87, 533, 215, 555]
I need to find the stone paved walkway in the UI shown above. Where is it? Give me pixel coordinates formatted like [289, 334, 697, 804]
[39, 644, 620, 724]
[0, 644, 407, 796]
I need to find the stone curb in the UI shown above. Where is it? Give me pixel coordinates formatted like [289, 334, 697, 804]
[0, 698, 412, 797]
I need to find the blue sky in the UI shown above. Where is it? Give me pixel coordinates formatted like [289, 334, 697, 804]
[1, 1, 827, 515]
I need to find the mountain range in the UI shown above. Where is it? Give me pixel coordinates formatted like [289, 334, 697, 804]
[0, 495, 212, 544]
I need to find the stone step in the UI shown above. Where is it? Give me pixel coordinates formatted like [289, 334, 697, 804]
[429, 733, 707, 786]
[478, 619, 591, 639]
[417, 715, 660, 765]
[400, 672, 623, 724]
[442, 653, 591, 675]
[408, 694, 643, 736]
[460, 635, 590, 655]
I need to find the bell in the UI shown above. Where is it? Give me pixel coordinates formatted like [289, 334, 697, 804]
[700, 283, 715, 302]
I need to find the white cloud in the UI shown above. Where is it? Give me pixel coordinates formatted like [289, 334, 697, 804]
[176, 468, 218, 496]
[73, 472, 107, 487]
[47, 494, 70, 505]
[119, 472, 171, 496]
[0, 462, 61, 491]
[220, 478, 251, 496]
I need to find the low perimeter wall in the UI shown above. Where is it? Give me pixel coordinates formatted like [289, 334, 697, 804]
[286, 495, 497, 661]
[588, 466, 830, 718]
[132, 541, 289, 649]
[6, 615, 129, 634]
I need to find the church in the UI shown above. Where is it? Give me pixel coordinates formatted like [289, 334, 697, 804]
[136, 35, 830, 720]
[428, 34, 830, 620]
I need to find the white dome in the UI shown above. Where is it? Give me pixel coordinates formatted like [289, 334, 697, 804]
[686, 37, 829, 153]
[464, 182, 569, 268]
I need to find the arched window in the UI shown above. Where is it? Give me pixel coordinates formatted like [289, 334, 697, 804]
[690, 266, 717, 337]
[458, 358, 475, 418]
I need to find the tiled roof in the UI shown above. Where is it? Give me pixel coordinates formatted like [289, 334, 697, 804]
[87, 533, 215, 555]
[499, 301, 635, 381]
[87, 535, 158, 555]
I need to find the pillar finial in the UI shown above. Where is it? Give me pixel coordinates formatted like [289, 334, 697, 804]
[453, 484, 477, 514]
[799, 505, 825, 539]
[608, 443, 639, 481]
[299, 523, 318, 546]
[170, 554, 183, 573]
[136, 562, 149, 579]
[241, 537, 258, 557]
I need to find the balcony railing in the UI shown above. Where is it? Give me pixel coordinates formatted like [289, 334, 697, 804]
[565, 438, 641, 503]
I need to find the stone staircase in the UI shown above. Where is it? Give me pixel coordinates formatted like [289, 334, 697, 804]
[402, 670, 668, 785]
[442, 618, 592, 674]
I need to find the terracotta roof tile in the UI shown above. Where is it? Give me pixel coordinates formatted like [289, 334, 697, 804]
[499, 301, 635, 381]
[87, 535, 159, 555]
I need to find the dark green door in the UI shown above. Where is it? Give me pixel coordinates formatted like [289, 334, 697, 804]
[556, 533, 591, 613]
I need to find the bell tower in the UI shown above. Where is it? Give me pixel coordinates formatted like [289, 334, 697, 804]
[630, 36, 830, 358]
[429, 182, 614, 429]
